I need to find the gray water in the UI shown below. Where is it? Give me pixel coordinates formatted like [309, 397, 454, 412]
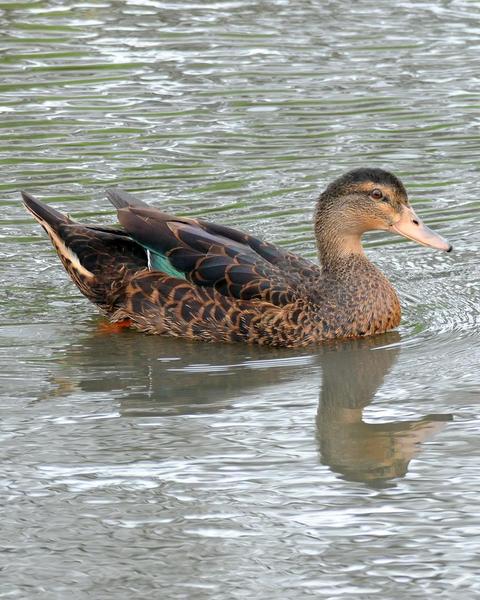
[1, 1, 480, 598]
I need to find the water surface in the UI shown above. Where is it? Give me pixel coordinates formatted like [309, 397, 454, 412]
[1, 1, 480, 598]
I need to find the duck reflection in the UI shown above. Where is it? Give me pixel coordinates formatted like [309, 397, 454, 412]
[316, 334, 452, 485]
[49, 321, 452, 485]
[52, 323, 309, 415]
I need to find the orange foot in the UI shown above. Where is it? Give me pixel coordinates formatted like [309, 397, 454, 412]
[98, 319, 132, 334]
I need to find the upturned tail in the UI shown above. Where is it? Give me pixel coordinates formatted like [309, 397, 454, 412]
[22, 191, 147, 310]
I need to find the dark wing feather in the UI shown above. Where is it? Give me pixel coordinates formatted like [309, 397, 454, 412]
[106, 187, 151, 209]
[109, 194, 320, 306]
[196, 219, 319, 279]
[56, 223, 147, 276]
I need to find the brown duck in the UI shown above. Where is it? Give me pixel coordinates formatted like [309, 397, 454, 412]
[22, 168, 452, 347]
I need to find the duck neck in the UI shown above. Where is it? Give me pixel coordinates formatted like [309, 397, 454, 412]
[312, 198, 401, 336]
[314, 205, 366, 270]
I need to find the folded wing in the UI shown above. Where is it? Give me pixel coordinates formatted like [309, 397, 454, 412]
[107, 188, 320, 306]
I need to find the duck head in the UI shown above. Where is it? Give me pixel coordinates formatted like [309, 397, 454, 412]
[315, 168, 452, 262]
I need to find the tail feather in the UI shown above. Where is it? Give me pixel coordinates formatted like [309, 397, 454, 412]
[22, 191, 95, 281]
[22, 191, 148, 310]
[22, 191, 71, 230]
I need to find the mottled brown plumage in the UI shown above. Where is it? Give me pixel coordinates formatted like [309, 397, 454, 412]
[21, 168, 451, 347]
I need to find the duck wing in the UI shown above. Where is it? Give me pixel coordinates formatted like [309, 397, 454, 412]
[107, 188, 320, 306]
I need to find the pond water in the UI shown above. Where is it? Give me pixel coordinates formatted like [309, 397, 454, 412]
[1, 0, 480, 598]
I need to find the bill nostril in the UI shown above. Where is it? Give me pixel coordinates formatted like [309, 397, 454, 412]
[412, 219, 419, 225]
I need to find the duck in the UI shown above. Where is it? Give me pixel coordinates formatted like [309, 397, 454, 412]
[21, 168, 452, 348]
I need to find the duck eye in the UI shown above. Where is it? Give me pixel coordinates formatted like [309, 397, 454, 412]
[370, 189, 383, 200]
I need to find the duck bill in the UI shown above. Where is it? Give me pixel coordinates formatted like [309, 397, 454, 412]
[390, 205, 452, 252]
